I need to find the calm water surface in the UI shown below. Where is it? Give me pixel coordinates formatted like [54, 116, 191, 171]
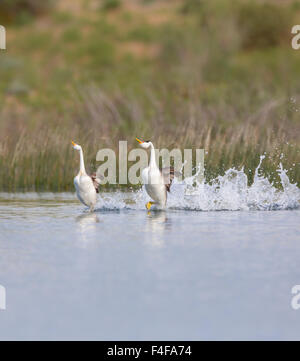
[0, 193, 299, 340]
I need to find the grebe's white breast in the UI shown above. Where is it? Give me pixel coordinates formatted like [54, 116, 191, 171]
[144, 167, 167, 206]
[74, 173, 97, 208]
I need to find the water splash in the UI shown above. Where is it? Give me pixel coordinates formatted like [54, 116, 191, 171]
[166, 155, 300, 211]
[1, 157, 299, 211]
[101, 155, 299, 212]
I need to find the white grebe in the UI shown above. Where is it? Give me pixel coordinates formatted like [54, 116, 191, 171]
[72, 141, 100, 212]
[136, 138, 179, 210]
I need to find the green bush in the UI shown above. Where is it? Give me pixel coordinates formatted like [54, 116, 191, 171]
[237, 2, 291, 49]
[101, 0, 121, 11]
[180, 0, 204, 14]
[0, 0, 54, 23]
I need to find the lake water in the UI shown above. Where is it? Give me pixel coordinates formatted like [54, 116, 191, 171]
[0, 165, 300, 340]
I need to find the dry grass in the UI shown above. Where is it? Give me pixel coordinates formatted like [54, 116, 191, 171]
[0, 85, 299, 192]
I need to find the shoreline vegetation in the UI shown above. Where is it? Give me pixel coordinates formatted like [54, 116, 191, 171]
[0, 0, 299, 192]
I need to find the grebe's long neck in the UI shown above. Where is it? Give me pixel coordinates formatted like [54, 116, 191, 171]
[79, 148, 86, 174]
[149, 143, 158, 170]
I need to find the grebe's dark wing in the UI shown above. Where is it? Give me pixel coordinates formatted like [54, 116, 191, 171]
[90, 172, 103, 193]
[160, 167, 181, 193]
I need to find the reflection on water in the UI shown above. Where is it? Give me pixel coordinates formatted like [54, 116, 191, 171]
[146, 211, 167, 246]
[0, 194, 300, 340]
[76, 213, 101, 246]
[76, 213, 100, 227]
[144, 211, 170, 248]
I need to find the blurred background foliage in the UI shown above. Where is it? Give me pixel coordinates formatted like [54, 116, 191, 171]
[0, 0, 299, 191]
[0, 0, 54, 24]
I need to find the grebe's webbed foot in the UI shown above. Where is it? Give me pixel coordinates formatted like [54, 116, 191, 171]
[146, 201, 155, 210]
